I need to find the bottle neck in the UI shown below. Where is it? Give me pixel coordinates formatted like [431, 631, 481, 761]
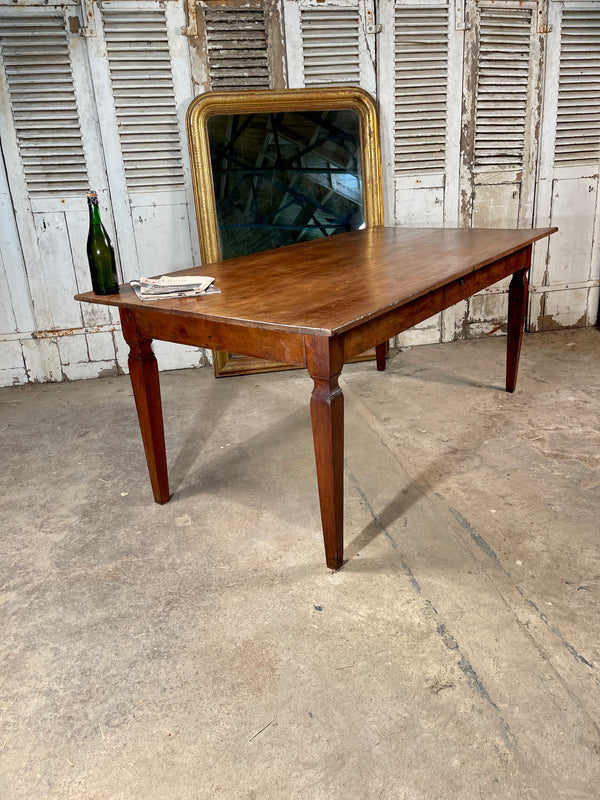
[87, 196, 102, 225]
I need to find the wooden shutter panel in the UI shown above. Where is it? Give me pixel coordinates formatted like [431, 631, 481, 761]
[474, 7, 533, 172]
[102, 7, 186, 192]
[284, 0, 376, 94]
[393, 5, 450, 175]
[198, 0, 272, 90]
[555, 9, 600, 167]
[300, 5, 362, 85]
[0, 12, 88, 197]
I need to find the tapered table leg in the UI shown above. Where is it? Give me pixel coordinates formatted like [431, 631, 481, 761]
[306, 336, 345, 570]
[506, 254, 531, 393]
[120, 309, 170, 504]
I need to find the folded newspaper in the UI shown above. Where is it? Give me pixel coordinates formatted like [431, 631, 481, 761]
[130, 274, 220, 301]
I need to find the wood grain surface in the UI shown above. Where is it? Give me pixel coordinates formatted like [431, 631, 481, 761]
[76, 226, 557, 336]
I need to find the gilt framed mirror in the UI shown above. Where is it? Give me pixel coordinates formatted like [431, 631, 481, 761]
[186, 87, 384, 376]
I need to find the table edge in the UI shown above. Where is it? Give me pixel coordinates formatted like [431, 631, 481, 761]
[74, 226, 558, 338]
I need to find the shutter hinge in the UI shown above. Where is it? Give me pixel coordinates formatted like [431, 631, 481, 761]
[454, 1, 470, 31]
[537, 2, 552, 34]
[182, 0, 198, 37]
[71, 0, 96, 38]
[366, 23, 382, 35]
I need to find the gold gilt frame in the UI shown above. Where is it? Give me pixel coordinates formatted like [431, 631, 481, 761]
[186, 87, 384, 377]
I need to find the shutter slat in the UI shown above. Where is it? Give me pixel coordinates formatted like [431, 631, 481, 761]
[0, 12, 89, 197]
[555, 10, 600, 166]
[102, 7, 185, 193]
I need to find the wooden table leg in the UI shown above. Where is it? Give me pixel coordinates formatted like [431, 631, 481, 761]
[306, 336, 345, 570]
[506, 252, 531, 393]
[375, 341, 387, 372]
[119, 309, 170, 504]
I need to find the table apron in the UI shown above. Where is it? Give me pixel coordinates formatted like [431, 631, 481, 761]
[342, 247, 530, 363]
[127, 308, 307, 367]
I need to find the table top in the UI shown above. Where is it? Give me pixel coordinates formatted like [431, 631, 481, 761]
[75, 226, 556, 337]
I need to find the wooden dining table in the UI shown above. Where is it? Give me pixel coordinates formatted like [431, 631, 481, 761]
[75, 225, 556, 570]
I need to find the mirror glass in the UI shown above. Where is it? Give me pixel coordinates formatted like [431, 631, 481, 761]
[207, 109, 364, 259]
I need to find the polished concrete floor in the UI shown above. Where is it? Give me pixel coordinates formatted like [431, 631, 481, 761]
[1, 328, 599, 799]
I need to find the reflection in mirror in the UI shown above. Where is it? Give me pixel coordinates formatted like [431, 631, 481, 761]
[207, 110, 364, 260]
[186, 87, 383, 375]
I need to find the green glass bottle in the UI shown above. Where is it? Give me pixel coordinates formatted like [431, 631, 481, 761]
[86, 191, 119, 295]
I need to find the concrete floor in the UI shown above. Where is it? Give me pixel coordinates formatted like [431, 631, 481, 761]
[1, 328, 599, 799]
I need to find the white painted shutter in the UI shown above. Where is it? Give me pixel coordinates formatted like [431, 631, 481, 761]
[378, 0, 461, 235]
[461, 2, 543, 231]
[300, 4, 362, 85]
[377, 1, 461, 346]
[0, 1, 203, 383]
[531, 3, 600, 333]
[0, 129, 37, 386]
[0, 4, 121, 384]
[284, 0, 376, 95]
[392, 4, 450, 176]
[87, 1, 198, 278]
[555, 8, 600, 167]
[88, 0, 204, 372]
[461, 1, 544, 339]
[473, 6, 533, 173]
[0, 11, 88, 197]
[102, 7, 187, 192]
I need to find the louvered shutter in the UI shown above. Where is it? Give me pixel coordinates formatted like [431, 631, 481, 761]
[377, 1, 461, 346]
[392, 5, 450, 176]
[0, 11, 88, 197]
[199, 0, 270, 89]
[459, 1, 544, 339]
[284, 0, 376, 94]
[473, 7, 533, 173]
[192, 0, 285, 91]
[555, 9, 600, 167]
[85, 1, 198, 280]
[298, 4, 362, 85]
[377, 0, 461, 232]
[0, 4, 121, 383]
[102, 7, 186, 193]
[460, 2, 542, 230]
[530, 3, 600, 334]
[87, 0, 203, 371]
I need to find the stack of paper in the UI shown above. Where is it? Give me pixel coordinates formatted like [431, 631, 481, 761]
[130, 275, 219, 301]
